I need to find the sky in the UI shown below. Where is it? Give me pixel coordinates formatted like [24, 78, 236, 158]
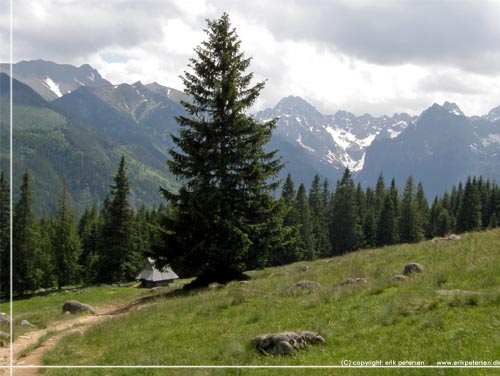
[1, 0, 500, 116]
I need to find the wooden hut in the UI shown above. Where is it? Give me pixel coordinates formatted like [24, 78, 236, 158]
[136, 258, 179, 288]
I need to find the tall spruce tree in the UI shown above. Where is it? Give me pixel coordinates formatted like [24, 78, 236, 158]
[52, 182, 82, 289]
[376, 194, 398, 246]
[99, 157, 136, 282]
[78, 205, 102, 285]
[13, 171, 43, 294]
[416, 183, 430, 238]
[0, 173, 10, 296]
[154, 13, 282, 283]
[296, 183, 314, 260]
[398, 176, 424, 243]
[457, 177, 482, 232]
[272, 174, 302, 265]
[309, 175, 331, 258]
[328, 168, 361, 254]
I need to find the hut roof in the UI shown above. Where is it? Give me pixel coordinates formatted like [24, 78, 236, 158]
[136, 258, 179, 282]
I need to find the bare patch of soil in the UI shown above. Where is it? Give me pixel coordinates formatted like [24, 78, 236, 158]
[0, 298, 151, 375]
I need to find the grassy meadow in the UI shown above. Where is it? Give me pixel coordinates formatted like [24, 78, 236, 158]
[9, 229, 500, 375]
[0, 285, 152, 339]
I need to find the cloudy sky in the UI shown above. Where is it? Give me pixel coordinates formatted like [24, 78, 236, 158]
[2, 0, 500, 116]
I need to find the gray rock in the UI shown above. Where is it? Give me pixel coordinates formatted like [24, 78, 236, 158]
[295, 281, 322, 289]
[19, 320, 35, 328]
[431, 234, 461, 243]
[299, 265, 309, 272]
[0, 331, 9, 339]
[62, 300, 95, 315]
[0, 313, 11, 325]
[208, 282, 224, 290]
[403, 263, 424, 275]
[275, 340, 295, 355]
[392, 275, 410, 282]
[253, 331, 325, 356]
[339, 277, 368, 286]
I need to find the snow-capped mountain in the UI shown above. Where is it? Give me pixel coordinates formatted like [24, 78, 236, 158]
[0, 59, 112, 101]
[484, 105, 500, 122]
[256, 96, 416, 176]
[4, 59, 500, 199]
[361, 102, 500, 197]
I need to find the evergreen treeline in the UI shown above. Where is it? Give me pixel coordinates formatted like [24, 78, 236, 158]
[0, 158, 166, 297]
[273, 170, 500, 265]
[1, 164, 499, 296]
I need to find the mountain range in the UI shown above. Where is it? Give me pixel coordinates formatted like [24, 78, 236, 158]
[1, 59, 500, 215]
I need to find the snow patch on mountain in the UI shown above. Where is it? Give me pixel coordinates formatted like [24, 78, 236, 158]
[442, 101, 464, 116]
[43, 76, 62, 97]
[325, 127, 351, 150]
[481, 134, 500, 148]
[296, 133, 315, 153]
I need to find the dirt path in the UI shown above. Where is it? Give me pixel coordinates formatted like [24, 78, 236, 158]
[0, 298, 148, 376]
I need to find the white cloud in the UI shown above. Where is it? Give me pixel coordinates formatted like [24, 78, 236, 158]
[2, 0, 500, 116]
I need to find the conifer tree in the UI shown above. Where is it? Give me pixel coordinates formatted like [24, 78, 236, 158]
[322, 178, 330, 209]
[457, 177, 482, 232]
[374, 172, 386, 216]
[428, 197, 441, 238]
[99, 157, 136, 282]
[416, 183, 430, 238]
[154, 13, 282, 283]
[52, 182, 82, 289]
[309, 175, 331, 257]
[38, 216, 55, 287]
[281, 174, 296, 222]
[328, 168, 361, 254]
[363, 187, 377, 247]
[270, 174, 301, 265]
[78, 205, 102, 285]
[398, 176, 424, 243]
[376, 193, 398, 246]
[296, 183, 314, 260]
[13, 171, 43, 294]
[0, 173, 10, 295]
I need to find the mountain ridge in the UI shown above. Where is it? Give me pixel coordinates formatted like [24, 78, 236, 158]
[3, 59, 500, 210]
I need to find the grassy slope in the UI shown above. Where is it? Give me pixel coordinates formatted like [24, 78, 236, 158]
[0, 287, 152, 339]
[31, 229, 500, 375]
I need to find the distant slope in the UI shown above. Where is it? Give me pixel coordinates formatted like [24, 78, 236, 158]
[361, 102, 500, 197]
[0, 74, 178, 217]
[0, 60, 111, 101]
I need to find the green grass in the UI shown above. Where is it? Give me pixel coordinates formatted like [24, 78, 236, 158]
[26, 229, 500, 374]
[0, 285, 152, 338]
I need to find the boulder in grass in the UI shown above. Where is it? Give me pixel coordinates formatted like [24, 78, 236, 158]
[0, 312, 11, 326]
[62, 300, 95, 315]
[392, 275, 410, 282]
[208, 282, 224, 290]
[403, 263, 424, 276]
[20, 320, 35, 328]
[295, 281, 322, 289]
[253, 331, 325, 356]
[339, 277, 368, 286]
